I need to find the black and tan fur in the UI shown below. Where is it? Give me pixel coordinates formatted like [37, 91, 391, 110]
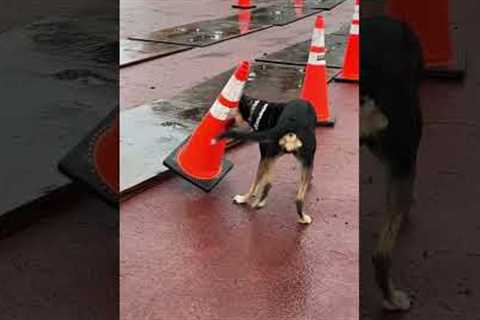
[361, 17, 424, 311]
[216, 96, 317, 224]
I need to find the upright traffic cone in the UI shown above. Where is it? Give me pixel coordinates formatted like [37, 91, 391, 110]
[337, 0, 359, 82]
[163, 61, 251, 191]
[232, 0, 256, 9]
[387, 0, 463, 78]
[300, 16, 335, 126]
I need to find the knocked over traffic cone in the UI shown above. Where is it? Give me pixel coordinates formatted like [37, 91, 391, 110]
[300, 16, 335, 126]
[163, 61, 251, 191]
[337, 0, 359, 82]
[232, 0, 256, 9]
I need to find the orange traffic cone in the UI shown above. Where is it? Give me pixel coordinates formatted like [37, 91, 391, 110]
[163, 61, 251, 191]
[300, 16, 335, 126]
[232, 0, 256, 9]
[337, 0, 359, 82]
[386, 0, 463, 78]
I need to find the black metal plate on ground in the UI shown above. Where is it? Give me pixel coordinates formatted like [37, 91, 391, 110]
[247, 0, 346, 10]
[120, 63, 339, 194]
[256, 34, 346, 67]
[292, 0, 347, 10]
[129, 13, 273, 47]
[120, 39, 192, 67]
[250, 5, 321, 26]
[59, 108, 119, 205]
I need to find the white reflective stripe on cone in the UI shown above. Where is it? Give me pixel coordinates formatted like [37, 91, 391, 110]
[308, 52, 327, 66]
[350, 23, 359, 35]
[221, 76, 245, 103]
[353, 10, 359, 21]
[311, 28, 325, 48]
[209, 100, 232, 121]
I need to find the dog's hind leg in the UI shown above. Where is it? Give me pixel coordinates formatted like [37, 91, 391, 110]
[233, 157, 275, 205]
[250, 158, 276, 209]
[295, 164, 313, 224]
[372, 169, 415, 311]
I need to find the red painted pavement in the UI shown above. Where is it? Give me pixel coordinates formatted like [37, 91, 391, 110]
[120, 82, 359, 320]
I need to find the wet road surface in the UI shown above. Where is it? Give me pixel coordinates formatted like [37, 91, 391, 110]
[121, 81, 359, 320]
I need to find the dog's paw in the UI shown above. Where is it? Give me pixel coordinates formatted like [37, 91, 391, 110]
[233, 194, 249, 204]
[251, 199, 266, 209]
[298, 214, 312, 225]
[382, 290, 411, 312]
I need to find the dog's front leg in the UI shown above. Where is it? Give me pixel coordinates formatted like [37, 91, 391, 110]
[233, 157, 273, 205]
[372, 171, 415, 311]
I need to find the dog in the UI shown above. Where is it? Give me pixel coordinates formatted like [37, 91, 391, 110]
[361, 16, 424, 311]
[216, 95, 317, 225]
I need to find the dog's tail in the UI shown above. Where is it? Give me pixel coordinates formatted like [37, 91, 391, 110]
[215, 127, 282, 144]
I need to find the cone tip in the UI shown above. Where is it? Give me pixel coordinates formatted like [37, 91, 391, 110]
[315, 16, 325, 29]
[235, 60, 250, 81]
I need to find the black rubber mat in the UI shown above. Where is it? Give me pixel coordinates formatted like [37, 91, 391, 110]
[251, 0, 346, 10]
[129, 13, 273, 47]
[129, 5, 321, 47]
[120, 39, 192, 67]
[256, 34, 346, 67]
[293, 0, 347, 10]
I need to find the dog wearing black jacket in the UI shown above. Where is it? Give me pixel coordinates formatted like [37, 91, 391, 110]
[216, 95, 317, 225]
[361, 17, 423, 311]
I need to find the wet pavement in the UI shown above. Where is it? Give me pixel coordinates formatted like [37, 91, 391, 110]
[257, 33, 347, 67]
[120, 0, 353, 107]
[0, 185, 117, 320]
[120, 39, 192, 67]
[0, 10, 117, 215]
[120, 1, 358, 319]
[121, 80, 359, 320]
[360, 0, 480, 318]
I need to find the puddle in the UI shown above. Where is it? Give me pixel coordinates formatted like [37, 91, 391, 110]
[25, 16, 117, 65]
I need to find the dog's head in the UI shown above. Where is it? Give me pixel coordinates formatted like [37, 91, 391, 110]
[229, 95, 259, 127]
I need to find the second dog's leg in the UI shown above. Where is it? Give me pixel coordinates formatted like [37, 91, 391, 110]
[372, 171, 415, 311]
[296, 165, 313, 224]
[233, 157, 274, 205]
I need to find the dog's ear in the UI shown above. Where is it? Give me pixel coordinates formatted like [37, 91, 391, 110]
[238, 95, 252, 121]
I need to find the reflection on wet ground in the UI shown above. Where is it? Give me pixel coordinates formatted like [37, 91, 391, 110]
[129, 5, 321, 47]
[120, 39, 192, 67]
[120, 63, 340, 192]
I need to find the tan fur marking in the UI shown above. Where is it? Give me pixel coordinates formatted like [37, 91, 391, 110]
[360, 96, 389, 139]
[279, 133, 303, 152]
